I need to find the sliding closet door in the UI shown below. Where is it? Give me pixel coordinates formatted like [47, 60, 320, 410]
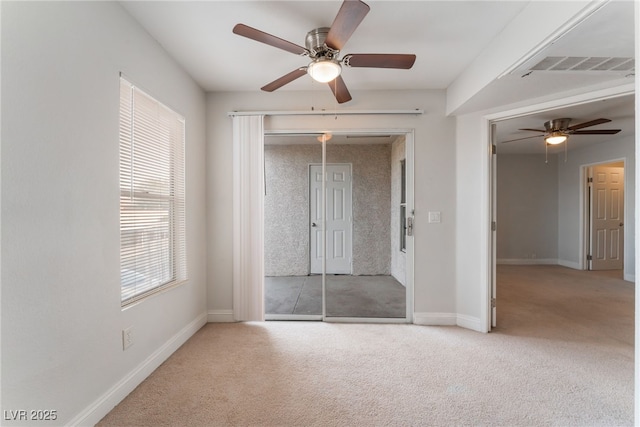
[263, 138, 323, 320]
[323, 136, 407, 319]
[262, 132, 412, 322]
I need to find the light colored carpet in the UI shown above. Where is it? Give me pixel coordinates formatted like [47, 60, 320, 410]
[98, 265, 633, 426]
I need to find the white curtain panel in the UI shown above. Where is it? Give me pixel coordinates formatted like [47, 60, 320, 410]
[232, 115, 265, 321]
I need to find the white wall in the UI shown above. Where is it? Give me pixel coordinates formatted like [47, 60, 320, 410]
[455, 113, 489, 328]
[557, 136, 635, 280]
[206, 90, 457, 321]
[496, 154, 559, 263]
[1, 2, 207, 425]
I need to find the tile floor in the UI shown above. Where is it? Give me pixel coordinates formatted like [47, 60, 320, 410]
[265, 275, 406, 318]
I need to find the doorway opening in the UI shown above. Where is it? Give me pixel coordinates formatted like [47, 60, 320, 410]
[488, 92, 635, 331]
[263, 131, 413, 322]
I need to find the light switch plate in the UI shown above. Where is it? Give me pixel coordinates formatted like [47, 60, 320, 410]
[428, 211, 441, 223]
[122, 327, 134, 350]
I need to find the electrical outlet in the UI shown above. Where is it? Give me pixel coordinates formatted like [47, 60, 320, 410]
[122, 327, 134, 350]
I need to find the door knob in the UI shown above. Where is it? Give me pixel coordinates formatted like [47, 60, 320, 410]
[311, 222, 317, 227]
[620, 222, 624, 227]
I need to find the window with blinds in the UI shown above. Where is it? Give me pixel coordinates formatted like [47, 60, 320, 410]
[119, 77, 187, 306]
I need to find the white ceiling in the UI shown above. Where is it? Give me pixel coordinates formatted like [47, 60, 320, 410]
[121, 1, 530, 92]
[121, 0, 635, 152]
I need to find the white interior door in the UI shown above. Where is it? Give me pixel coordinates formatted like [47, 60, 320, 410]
[310, 164, 352, 274]
[589, 164, 624, 270]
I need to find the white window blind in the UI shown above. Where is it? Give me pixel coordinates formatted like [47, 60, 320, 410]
[119, 77, 187, 306]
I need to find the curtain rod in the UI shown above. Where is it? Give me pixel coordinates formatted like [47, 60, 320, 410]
[227, 109, 424, 117]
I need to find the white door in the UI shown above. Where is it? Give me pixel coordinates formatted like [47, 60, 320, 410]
[310, 164, 352, 274]
[589, 164, 624, 270]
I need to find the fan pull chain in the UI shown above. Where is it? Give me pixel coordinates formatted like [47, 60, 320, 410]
[333, 79, 338, 120]
[545, 143, 548, 164]
[564, 138, 568, 163]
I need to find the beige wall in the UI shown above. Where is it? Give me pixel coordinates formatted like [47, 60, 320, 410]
[264, 143, 392, 276]
[497, 153, 559, 263]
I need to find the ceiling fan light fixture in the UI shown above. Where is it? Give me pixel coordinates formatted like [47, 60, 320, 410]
[545, 132, 568, 145]
[308, 59, 342, 83]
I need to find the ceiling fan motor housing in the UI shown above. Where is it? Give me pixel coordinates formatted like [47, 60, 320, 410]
[544, 118, 572, 132]
[305, 27, 339, 59]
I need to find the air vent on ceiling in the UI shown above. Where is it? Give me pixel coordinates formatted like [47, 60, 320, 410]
[529, 56, 634, 72]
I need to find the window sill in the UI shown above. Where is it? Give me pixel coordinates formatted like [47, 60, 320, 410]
[121, 279, 188, 310]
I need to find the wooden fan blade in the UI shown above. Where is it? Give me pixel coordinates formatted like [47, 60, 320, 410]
[571, 129, 621, 135]
[328, 75, 352, 104]
[518, 128, 546, 133]
[343, 54, 416, 69]
[501, 135, 542, 143]
[567, 118, 611, 131]
[325, 0, 370, 50]
[233, 24, 308, 56]
[261, 68, 307, 92]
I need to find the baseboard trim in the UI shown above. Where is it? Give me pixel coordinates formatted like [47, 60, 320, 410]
[557, 259, 581, 270]
[69, 311, 207, 426]
[413, 312, 483, 332]
[413, 312, 457, 326]
[624, 273, 635, 282]
[456, 314, 483, 332]
[207, 309, 236, 323]
[497, 258, 558, 265]
[497, 258, 590, 271]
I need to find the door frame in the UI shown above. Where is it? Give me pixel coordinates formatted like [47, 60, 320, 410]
[264, 128, 415, 324]
[582, 159, 626, 271]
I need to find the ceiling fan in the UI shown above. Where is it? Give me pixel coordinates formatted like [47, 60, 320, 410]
[232, 0, 416, 104]
[501, 118, 621, 145]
